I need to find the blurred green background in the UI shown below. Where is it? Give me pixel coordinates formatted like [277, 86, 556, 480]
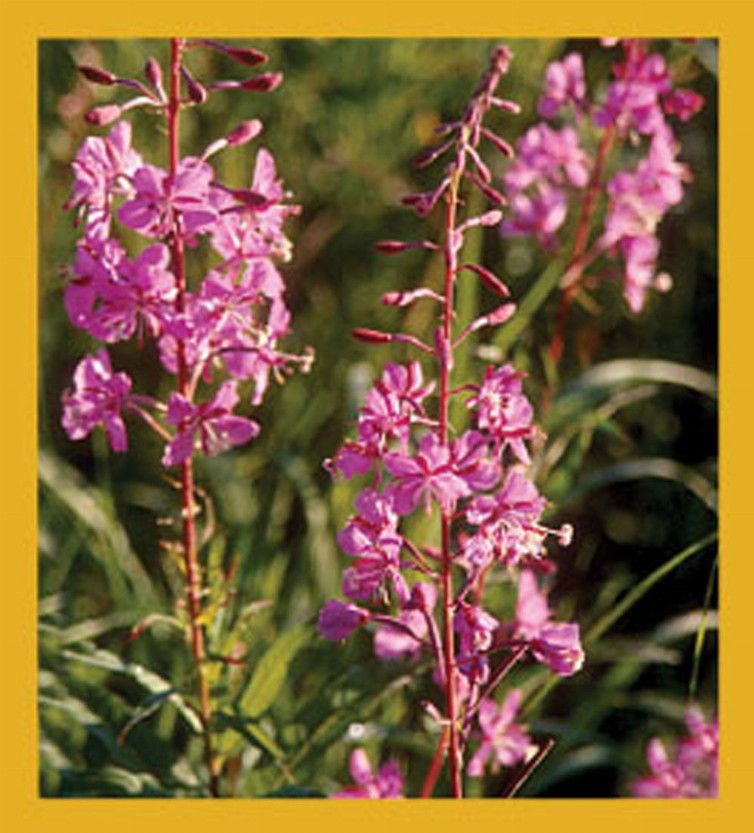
[38, 38, 717, 797]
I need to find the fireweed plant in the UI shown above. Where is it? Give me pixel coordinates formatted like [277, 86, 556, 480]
[60, 38, 311, 795]
[319, 46, 584, 799]
[499, 38, 706, 364]
[630, 706, 718, 798]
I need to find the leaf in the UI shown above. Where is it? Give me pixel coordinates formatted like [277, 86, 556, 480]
[584, 531, 718, 646]
[561, 457, 718, 514]
[689, 555, 718, 699]
[39, 449, 157, 604]
[239, 624, 309, 719]
[262, 785, 327, 798]
[495, 258, 567, 358]
[523, 531, 718, 718]
[62, 644, 202, 734]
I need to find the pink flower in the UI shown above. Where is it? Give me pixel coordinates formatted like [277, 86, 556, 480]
[65, 121, 143, 241]
[515, 570, 584, 676]
[338, 489, 409, 604]
[384, 432, 471, 515]
[463, 469, 562, 573]
[631, 709, 718, 798]
[594, 49, 670, 136]
[467, 690, 533, 777]
[68, 241, 176, 342]
[373, 608, 427, 661]
[119, 157, 218, 239]
[318, 599, 370, 641]
[162, 381, 259, 466]
[332, 749, 404, 798]
[467, 365, 535, 463]
[61, 349, 132, 452]
[663, 88, 705, 122]
[210, 148, 297, 263]
[454, 600, 499, 684]
[538, 53, 586, 118]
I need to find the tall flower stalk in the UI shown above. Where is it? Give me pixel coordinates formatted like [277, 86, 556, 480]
[61, 38, 311, 796]
[499, 39, 705, 365]
[320, 46, 583, 798]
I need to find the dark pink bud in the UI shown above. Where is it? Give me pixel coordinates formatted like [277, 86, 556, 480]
[413, 138, 453, 169]
[352, 327, 393, 344]
[144, 57, 164, 91]
[85, 104, 122, 125]
[374, 239, 439, 254]
[225, 119, 263, 146]
[487, 302, 516, 325]
[198, 40, 269, 67]
[464, 171, 507, 206]
[464, 263, 510, 296]
[78, 64, 117, 85]
[239, 72, 284, 92]
[481, 126, 514, 157]
[181, 65, 207, 104]
[223, 46, 269, 67]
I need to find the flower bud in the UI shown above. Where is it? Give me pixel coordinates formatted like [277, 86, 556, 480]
[225, 119, 263, 146]
[181, 65, 207, 104]
[144, 57, 164, 93]
[239, 72, 284, 92]
[463, 263, 510, 297]
[85, 104, 122, 125]
[223, 46, 269, 67]
[352, 327, 393, 344]
[486, 302, 516, 326]
[78, 64, 117, 85]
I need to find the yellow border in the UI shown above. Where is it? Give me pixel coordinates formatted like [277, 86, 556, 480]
[3, 1, 748, 831]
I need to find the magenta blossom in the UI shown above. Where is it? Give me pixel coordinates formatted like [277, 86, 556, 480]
[61, 349, 132, 452]
[538, 52, 586, 118]
[514, 570, 584, 676]
[467, 690, 533, 777]
[384, 432, 471, 515]
[466, 365, 536, 463]
[65, 121, 143, 241]
[318, 599, 370, 641]
[119, 157, 218, 239]
[162, 381, 259, 467]
[332, 749, 405, 799]
[631, 707, 718, 798]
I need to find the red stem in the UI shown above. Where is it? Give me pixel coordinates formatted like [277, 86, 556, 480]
[420, 725, 450, 798]
[168, 37, 220, 797]
[549, 124, 616, 366]
[439, 163, 465, 798]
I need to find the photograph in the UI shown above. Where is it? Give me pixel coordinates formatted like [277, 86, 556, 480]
[37, 34, 718, 801]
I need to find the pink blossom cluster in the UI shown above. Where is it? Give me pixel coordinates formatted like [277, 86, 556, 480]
[631, 706, 718, 798]
[61, 42, 311, 465]
[320, 46, 583, 795]
[502, 39, 705, 312]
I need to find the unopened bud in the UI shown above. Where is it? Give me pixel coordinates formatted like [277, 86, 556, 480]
[375, 239, 439, 255]
[226, 119, 263, 146]
[144, 57, 164, 92]
[352, 327, 392, 344]
[463, 263, 510, 297]
[85, 104, 122, 125]
[78, 64, 117, 85]
[486, 302, 516, 326]
[181, 65, 207, 104]
[240, 72, 283, 92]
[224, 46, 269, 66]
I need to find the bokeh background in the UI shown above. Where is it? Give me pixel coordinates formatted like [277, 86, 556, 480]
[38, 38, 718, 797]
